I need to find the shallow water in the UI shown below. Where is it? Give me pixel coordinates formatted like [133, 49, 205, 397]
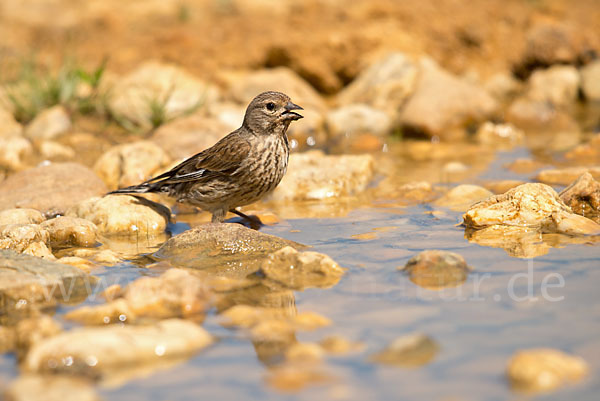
[3, 134, 600, 400]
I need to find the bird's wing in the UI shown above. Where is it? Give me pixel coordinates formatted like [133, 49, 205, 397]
[144, 132, 251, 186]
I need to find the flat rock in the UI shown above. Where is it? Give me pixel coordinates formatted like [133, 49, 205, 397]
[108, 61, 221, 129]
[151, 113, 231, 160]
[66, 195, 169, 236]
[0, 162, 107, 216]
[261, 246, 345, 290]
[399, 250, 471, 290]
[536, 166, 600, 185]
[24, 105, 71, 140]
[40, 216, 98, 248]
[155, 223, 304, 276]
[93, 141, 171, 190]
[0, 208, 45, 226]
[434, 185, 493, 212]
[268, 151, 374, 201]
[0, 249, 89, 312]
[507, 348, 588, 392]
[24, 319, 213, 378]
[463, 183, 600, 236]
[336, 52, 418, 118]
[559, 172, 600, 222]
[581, 60, 600, 101]
[65, 268, 209, 325]
[399, 58, 498, 138]
[0, 136, 32, 171]
[4, 374, 100, 401]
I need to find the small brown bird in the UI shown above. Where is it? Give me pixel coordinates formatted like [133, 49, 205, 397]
[109, 91, 303, 224]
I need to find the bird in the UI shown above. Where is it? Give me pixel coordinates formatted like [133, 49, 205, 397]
[108, 91, 303, 224]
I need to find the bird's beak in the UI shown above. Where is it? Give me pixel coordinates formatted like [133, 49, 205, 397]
[282, 101, 304, 121]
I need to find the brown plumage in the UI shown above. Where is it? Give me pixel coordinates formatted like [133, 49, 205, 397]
[108, 91, 303, 222]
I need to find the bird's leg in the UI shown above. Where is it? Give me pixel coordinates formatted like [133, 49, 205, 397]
[229, 209, 263, 230]
[211, 209, 226, 223]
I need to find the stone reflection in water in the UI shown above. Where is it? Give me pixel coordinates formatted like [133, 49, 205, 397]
[399, 250, 472, 290]
[370, 333, 439, 367]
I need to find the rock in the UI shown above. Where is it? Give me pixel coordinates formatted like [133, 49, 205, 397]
[151, 113, 231, 160]
[0, 208, 44, 226]
[40, 216, 98, 248]
[463, 183, 600, 235]
[434, 185, 494, 212]
[108, 61, 220, 129]
[565, 134, 600, 164]
[268, 151, 374, 201]
[507, 348, 588, 392]
[325, 104, 392, 138]
[514, 21, 594, 78]
[0, 162, 107, 216]
[65, 268, 209, 324]
[526, 65, 580, 107]
[559, 173, 600, 220]
[398, 58, 498, 138]
[15, 315, 63, 355]
[319, 335, 364, 355]
[337, 52, 418, 118]
[483, 73, 522, 102]
[4, 374, 100, 401]
[261, 246, 345, 290]
[66, 195, 169, 236]
[475, 122, 524, 149]
[93, 141, 171, 190]
[506, 96, 579, 132]
[370, 333, 439, 367]
[399, 250, 471, 290]
[0, 224, 52, 258]
[0, 108, 22, 138]
[536, 166, 600, 185]
[36, 140, 76, 161]
[266, 365, 333, 392]
[24, 319, 213, 377]
[0, 136, 32, 171]
[0, 249, 89, 312]
[504, 158, 546, 174]
[285, 342, 324, 363]
[24, 105, 71, 140]
[580, 60, 600, 101]
[155, 223, 304, 276]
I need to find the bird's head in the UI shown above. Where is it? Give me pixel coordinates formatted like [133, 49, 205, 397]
[242, 91, 303, 135]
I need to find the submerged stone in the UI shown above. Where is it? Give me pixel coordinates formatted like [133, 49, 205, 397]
[399, 250, 471, 290]
[261, 246, 345, 290]
[155, 223, 304, 276]
[370, 333, 439, 367]
[507, 348, 588, 392]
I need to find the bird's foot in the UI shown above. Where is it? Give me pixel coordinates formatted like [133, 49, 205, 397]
[228, 209, 264, 230]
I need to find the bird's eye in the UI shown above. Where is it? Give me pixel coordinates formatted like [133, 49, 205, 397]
[266, 102, 275, 111]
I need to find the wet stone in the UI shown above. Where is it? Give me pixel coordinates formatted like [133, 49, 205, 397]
[536, 166, 600, 186]
[66, 195, 170, 236]
[155, 223, 304, 276]
[0, 249, 89, 312]
[24, 319, 213, 378]
[507, 348, 588, 392]
[565, 134, 600, 164]
[559, 172, 600, 222]
[370, 333, 439, 367]
[399, 250, 471, 290]
[261, 246, 345, 290]
[0, 162, 107, 216]
[40, 216, 98, 248]
[0, 224, 52, 259]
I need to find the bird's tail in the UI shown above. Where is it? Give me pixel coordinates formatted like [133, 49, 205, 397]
[107, 183, 154, 195]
